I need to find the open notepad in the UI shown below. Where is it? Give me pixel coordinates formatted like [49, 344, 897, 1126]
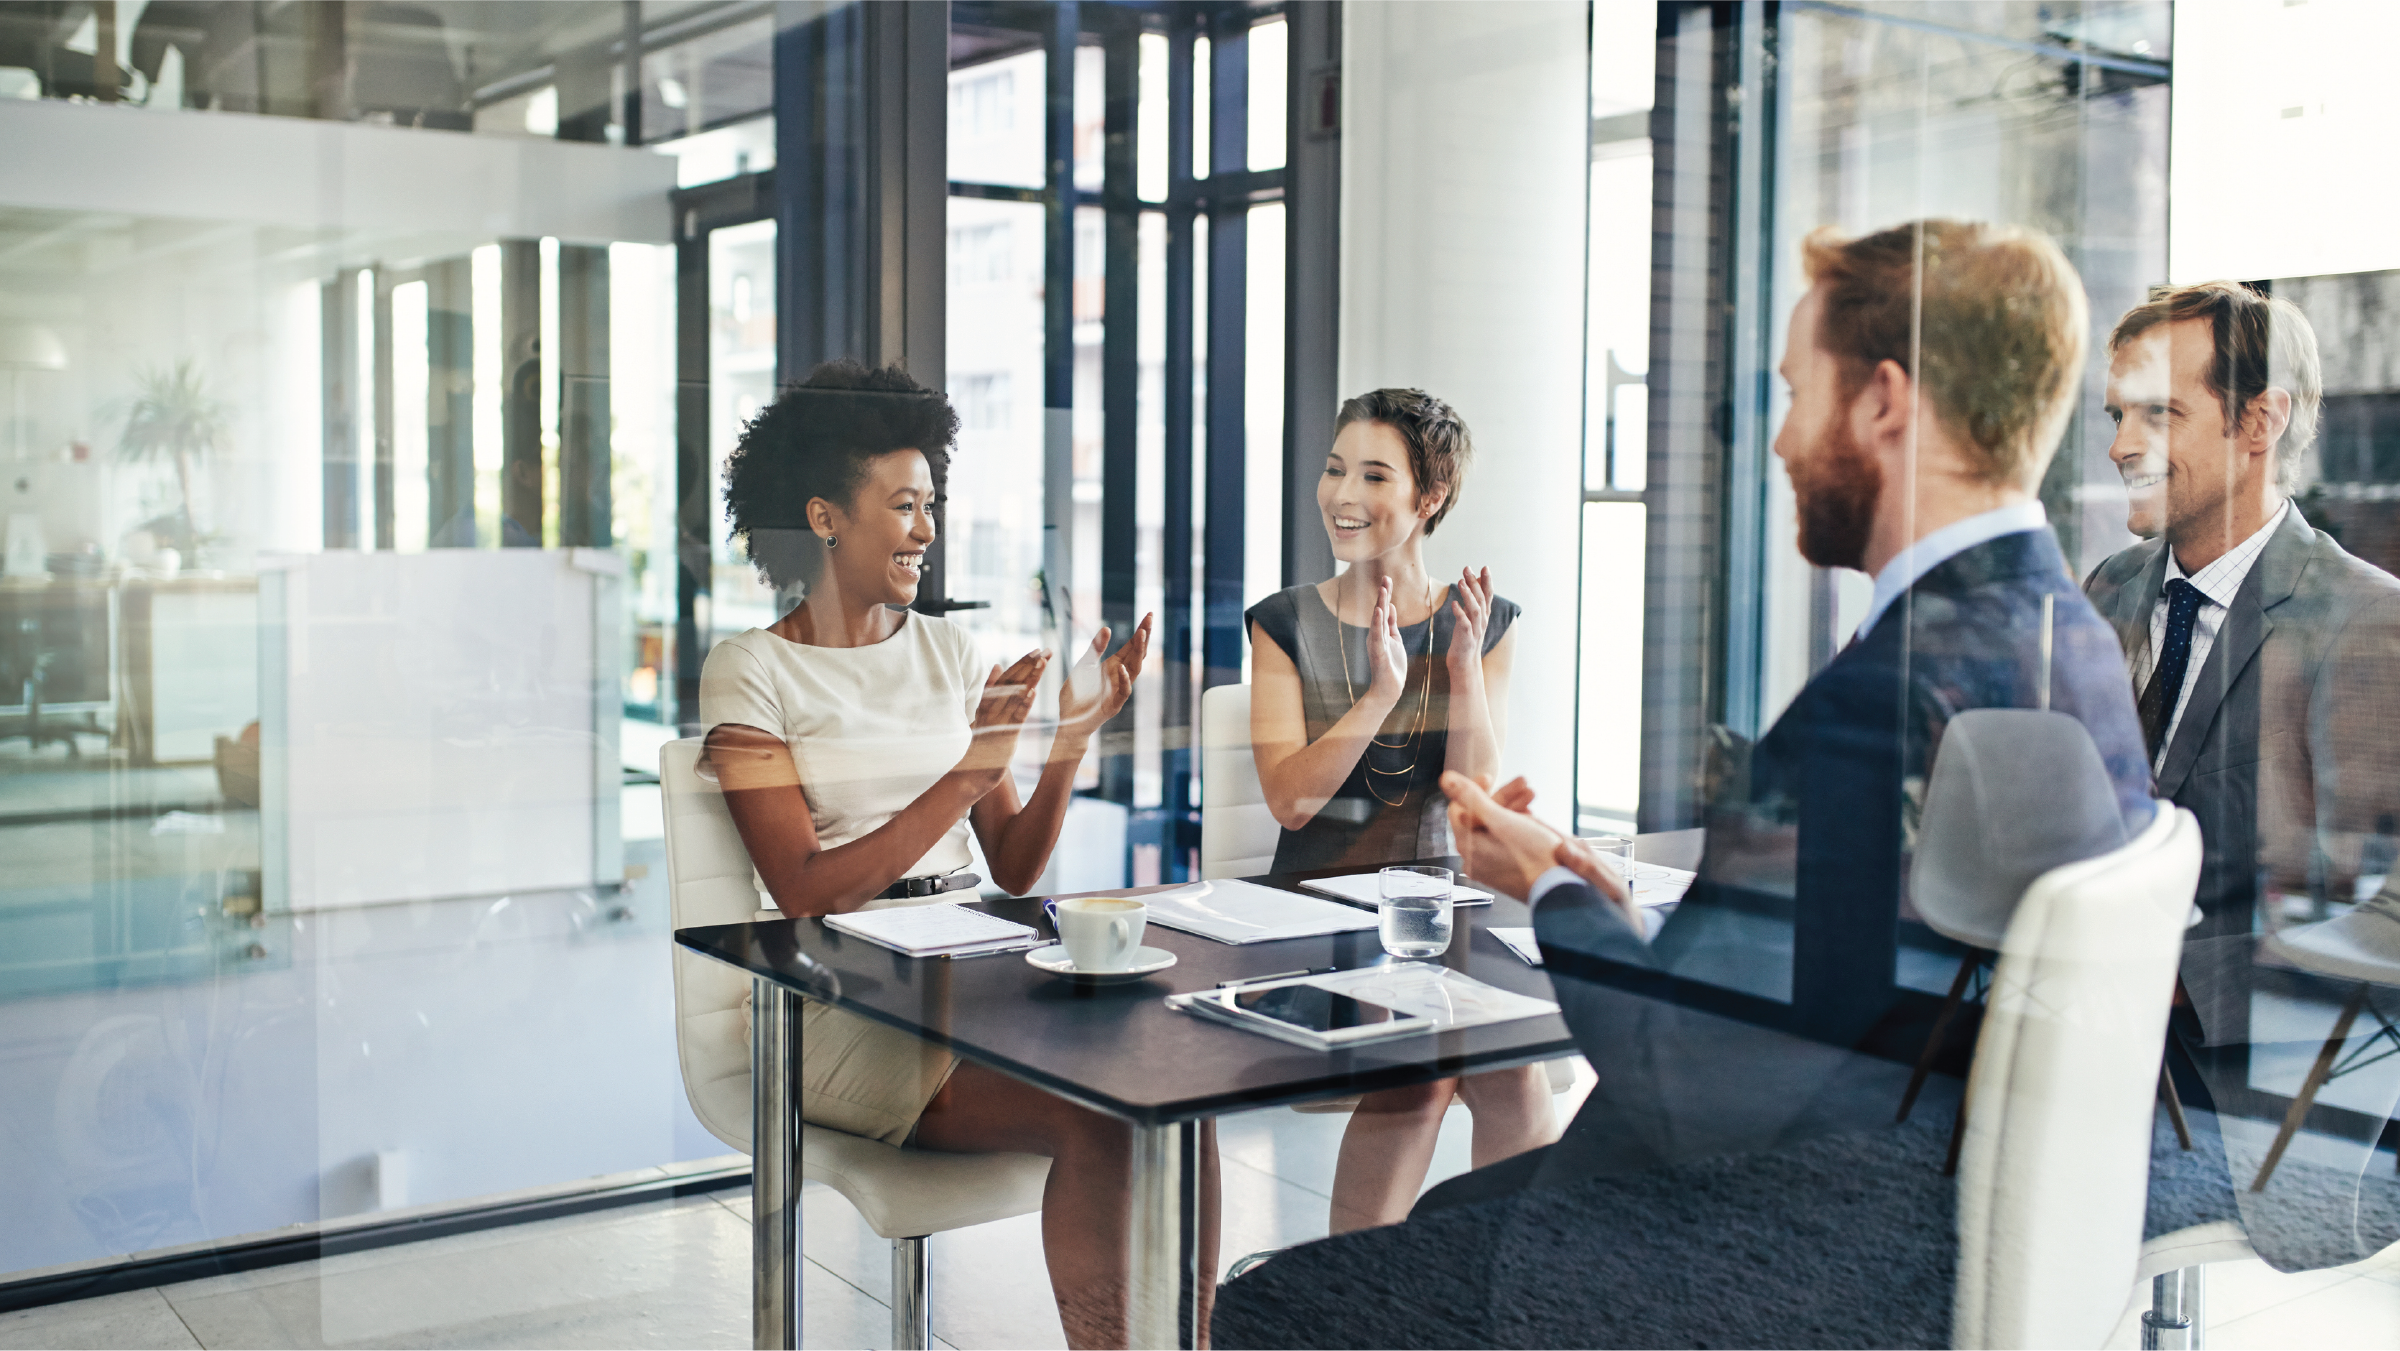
[822, 903, 1042, 958]
[1137, 879, 1381, 945]
[1298, 873, 1495, 909]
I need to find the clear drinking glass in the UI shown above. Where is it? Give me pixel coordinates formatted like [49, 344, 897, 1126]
[1586, 834, 1636, 886]
[1378, 865, 1456, 958]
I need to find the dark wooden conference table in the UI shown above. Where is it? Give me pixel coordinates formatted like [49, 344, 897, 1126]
[674, 835, 1700, 1351]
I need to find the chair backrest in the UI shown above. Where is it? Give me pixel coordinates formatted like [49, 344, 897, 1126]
[661, 737, 768, 1153]
[1199, 682, 1279, 879]
[1952, 799, 2201, 1350]
[1912, 709, 2133, 951]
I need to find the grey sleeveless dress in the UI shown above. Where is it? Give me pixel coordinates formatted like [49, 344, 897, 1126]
[1244, 582, 1520, 875]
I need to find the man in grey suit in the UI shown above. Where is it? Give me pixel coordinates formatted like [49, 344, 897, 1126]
[2085, 281, 2400, 1256]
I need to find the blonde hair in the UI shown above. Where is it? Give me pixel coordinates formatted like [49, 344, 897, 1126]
[1800, 219, 2090, 488]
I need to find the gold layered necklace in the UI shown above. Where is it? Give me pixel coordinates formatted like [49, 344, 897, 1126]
[1337, 575, 1438, 808]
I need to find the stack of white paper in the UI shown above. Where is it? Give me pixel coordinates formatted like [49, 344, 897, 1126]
[1139, 879, 1381, 945]
[1298, 873, 1495, 908]
[822, 903, 1042, 958]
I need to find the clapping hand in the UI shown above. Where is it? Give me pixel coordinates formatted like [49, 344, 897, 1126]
[959, 648, 1049, 786]
[1441, 771, 1639, 927]
[1057, 613, 1153, 745]
[1446, 566, 1496, 676]
[1363, 576, 1409, 706]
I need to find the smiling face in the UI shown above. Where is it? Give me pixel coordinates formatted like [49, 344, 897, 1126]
[811, 448, 937, 605]
[2104, 319, 2249, 543]
[1318, 420, 1441, 565]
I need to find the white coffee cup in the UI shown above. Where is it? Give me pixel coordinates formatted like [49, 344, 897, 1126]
[1051, 898, 1147, 972]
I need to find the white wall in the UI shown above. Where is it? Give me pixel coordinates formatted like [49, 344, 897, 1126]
[1341, 1, 1590, 815]
[2171, 0, 2400, 283]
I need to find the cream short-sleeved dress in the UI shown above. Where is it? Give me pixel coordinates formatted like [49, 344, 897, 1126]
[699, 612, 987, 1145]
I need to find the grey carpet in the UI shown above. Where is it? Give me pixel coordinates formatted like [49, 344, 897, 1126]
[1213, 1115, 1960, 1350]
[2145, 1102, 2400, 1272]
[1217, 1103, 2398, 1349]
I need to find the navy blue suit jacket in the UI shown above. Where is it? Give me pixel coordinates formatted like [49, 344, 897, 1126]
[1531, 529, 2155, 1170]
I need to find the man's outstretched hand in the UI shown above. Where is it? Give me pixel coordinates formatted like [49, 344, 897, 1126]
[1442, 771, 1639, 928]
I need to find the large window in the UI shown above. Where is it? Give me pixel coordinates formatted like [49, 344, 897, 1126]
[944, 3, 1291, 887]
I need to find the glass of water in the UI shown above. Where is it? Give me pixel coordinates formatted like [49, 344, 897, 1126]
[1585, 834, 1636, 887]
[1378, 865, 1455, 959]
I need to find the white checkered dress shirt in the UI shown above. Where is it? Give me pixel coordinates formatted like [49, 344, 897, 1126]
[2136, 501, 2288, 773]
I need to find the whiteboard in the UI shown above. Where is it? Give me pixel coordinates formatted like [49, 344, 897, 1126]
[260, 549, 622, 912]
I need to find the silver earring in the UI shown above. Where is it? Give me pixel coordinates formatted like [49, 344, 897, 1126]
[824, 534, 838, 549]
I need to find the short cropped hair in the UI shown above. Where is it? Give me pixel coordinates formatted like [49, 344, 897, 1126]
[1800, 219, 2089, 489]
[1333, 388, 1474, 534]
[722, 360, 959, 591]
[2107, 281, 2322, 493]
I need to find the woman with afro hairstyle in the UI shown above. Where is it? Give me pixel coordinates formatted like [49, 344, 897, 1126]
[701, 361, 1194, 1347]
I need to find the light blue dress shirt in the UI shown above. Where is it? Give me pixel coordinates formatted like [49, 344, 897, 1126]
[1852, 499, 2051, 644]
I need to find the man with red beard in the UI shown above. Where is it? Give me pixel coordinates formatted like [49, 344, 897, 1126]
[1210, 221, 2160, 1350]
[1637, 217, 2158, 1049]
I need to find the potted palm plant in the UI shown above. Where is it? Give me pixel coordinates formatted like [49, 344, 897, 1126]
[116, 361, 231, 556]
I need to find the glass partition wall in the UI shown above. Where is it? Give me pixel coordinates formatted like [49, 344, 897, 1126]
[0, 0, 768, 1311]
[1607, 0, 2397, 1242]
[4, 0, 2396, 1342]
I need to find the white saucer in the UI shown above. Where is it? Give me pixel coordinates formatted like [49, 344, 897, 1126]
[1026, 944, 1178, 985]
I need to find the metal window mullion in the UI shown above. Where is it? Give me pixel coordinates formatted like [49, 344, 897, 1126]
[1200, 14, 1248, 689]
[1718, 0, 1778, 740]
[321, 269, 360, 550]
[674, 224, 710, 733]
[1161, 15, 1200, 856]
[1042, 3, 1079, 654]
[1099, 24, 1141, 807]
[372, 268, 397, 550]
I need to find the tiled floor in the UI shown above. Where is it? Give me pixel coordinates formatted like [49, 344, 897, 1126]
[4, 1094, 2396, 1350]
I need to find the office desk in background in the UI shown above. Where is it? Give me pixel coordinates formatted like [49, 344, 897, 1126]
[677, 838, 1699, 1351]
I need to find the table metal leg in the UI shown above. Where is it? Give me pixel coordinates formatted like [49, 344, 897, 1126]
[1128, 1119, 1202, 1350]
[753, 977, 801, 1350]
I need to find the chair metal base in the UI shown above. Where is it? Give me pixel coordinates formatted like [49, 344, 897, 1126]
[891, 1235, 930, 1350]
[2141, 1265, 2203, 1349]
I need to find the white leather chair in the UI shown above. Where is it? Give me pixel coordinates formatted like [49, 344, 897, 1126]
[1199, 682, 1280, 880]
[661, 738, 1049, 1350]
[1949, 794, 2204, 1349]
[1902, 709, 2194, 1170]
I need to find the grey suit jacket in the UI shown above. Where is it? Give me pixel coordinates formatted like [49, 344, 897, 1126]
[2085, 505, 2400, 1043]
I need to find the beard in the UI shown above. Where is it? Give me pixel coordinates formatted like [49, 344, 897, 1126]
[1789, 418, 1883, 571]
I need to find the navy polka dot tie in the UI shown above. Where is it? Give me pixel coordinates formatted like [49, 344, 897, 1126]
[2139, 577, 2206, 758]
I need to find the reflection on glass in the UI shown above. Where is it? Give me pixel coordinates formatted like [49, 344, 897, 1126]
[945, 196, 1049, 669]
[708, 219, 779, 640]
